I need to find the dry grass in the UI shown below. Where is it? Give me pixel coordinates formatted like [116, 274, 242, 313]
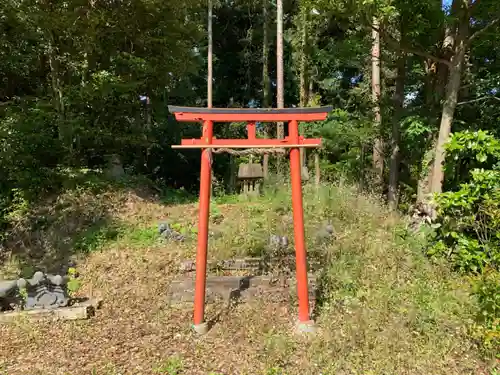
[0, 179, 495, 375]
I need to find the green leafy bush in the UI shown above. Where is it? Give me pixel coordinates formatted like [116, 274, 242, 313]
[430, 131, 500, 273]
[444, 130, 500, 190]
[470, 270, 500, 355]
[429, 168, 500, 273]
[431, 131, 500, 354]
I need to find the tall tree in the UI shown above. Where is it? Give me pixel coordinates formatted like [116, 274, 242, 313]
[276, 0, 284, 133]
[388, 16, 407, 207]
[299, 4, 310, 170]
[371, 17, 383, 186]
[299, 6, 310, 108]
[429, 0, 497, 194]
[208, 0, 213, 109]
[276, 0, 285, 175]
[262, 0, 271, 179]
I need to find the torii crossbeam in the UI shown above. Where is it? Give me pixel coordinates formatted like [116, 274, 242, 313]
[169, 105, 332, 334]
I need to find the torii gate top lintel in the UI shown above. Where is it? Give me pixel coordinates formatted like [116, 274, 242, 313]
[168, 105, 332, 122]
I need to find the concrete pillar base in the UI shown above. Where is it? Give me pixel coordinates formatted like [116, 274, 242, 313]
[192, 322, 209, 335]
[295, 320, 317, 335]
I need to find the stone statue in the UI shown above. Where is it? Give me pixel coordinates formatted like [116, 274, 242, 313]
[104, 154, 125, 180]
[0, 271, 70, 311]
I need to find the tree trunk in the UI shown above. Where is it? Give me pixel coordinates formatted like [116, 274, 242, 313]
[82, 0, 96, 86]
[429, 1, 469, 194]
[262, 0, 270, 180]
[429, 45, 466, 194]
[299, 8, 309, 108]
[48, 41, 64, 117]
[299, 6, 309, 172]
[314, 153, 320, 186]
[46, 30, 69, 152]
[388, 22, 406, 208]
[417, 134, 436, 204]
[228, 155, 237, 193]
[276, 0, 284, 128]
[417, 169, 432, 204]
[276, 0, 284, 176]
[371, 17, 384, 186]
[208, 0, 214, 197]
[207, 0, 213, 109]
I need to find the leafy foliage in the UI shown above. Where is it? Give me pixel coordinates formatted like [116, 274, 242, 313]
[444, 130, 500, 189]
[430, 168, 500, 273]
[470, 270, 500, 354]
[430, 131, 500, 273]
[430, 131, 500, 353]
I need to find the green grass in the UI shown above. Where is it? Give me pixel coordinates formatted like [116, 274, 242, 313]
[74, 222, 165, 254]
[153, 356, 184, 374]
[207, 182, 486, 373]
[73, 221, 123, 254]
[1, 179, 493, 375]
[159, 186, 196, 206]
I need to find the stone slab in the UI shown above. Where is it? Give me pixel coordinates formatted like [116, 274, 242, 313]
[179, 257, 322, 273]
[168, 275, 316, 304]
[0, 297, 102, 323]
[179, 258, 264, 273]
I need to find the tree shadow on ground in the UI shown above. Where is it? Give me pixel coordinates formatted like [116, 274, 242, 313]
[0, 196, 117, 278]
[0, 171, 196, 279]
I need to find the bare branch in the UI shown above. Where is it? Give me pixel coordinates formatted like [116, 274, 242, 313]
[461, 77, 500, 91]
[370, 25, 452, 67]
[468, 17, 500, 44]
[399, 46, 452, 67]
[457, 95, 500, 105]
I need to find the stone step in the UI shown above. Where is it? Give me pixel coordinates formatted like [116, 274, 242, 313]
[179, 258, 264, 273]
[0, 297, 102, 323]
[179, 257, 322, 273]
[168, 274, 316, 304]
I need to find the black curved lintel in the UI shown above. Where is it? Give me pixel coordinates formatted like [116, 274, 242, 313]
[168, 105, 333, 115]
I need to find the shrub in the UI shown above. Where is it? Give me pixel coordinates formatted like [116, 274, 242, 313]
[431, 130, 500, 355]
[470, 270, 500, 355]
[429, 168, 500, 273]
[430, 131, 500, 273]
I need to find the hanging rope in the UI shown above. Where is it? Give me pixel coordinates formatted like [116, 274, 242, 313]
[205, 147, 287, 165]
[210, 147, 287, 155]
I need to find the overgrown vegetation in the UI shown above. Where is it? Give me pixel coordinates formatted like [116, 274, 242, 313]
[1, 0, 500, 372]
[429, 130, 500, 355]
[2, 180, 494, 374]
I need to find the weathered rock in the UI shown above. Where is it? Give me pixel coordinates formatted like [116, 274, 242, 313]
[158, 222, 185, 242]
[269, 235, 289, 251]
[315, 222, 336, 245]
[0, 280, 19, 298]
[209, 229, 223, 239]
[0, 297, 102, 323]
[408, 204, 433, 232]
[238, 163, 264, 179]
[104, 154, 125, 180]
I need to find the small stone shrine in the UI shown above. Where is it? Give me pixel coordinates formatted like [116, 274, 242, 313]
[237, 156, 264, 196]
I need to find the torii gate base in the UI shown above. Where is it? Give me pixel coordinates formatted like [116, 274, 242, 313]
[169, 106, 332, 334]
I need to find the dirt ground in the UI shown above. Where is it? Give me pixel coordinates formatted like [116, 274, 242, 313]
[0, 250, 307, 374]
[0, 188, 496, 375]
[0, 194, 316, 375]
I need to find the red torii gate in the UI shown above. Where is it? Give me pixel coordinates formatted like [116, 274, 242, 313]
[169, 105, 332, 334]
